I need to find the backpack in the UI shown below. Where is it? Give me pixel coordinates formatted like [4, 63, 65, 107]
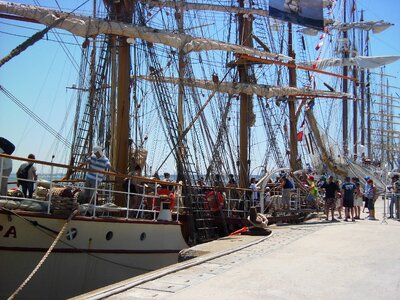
[17, 164, 33, 184]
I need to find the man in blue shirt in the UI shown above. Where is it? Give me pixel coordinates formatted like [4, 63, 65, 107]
[341, 176, 357, 221]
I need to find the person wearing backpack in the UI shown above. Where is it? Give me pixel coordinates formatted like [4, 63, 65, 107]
[17, 154, 38, 198]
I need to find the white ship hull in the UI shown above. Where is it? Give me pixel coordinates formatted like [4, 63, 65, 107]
[0, 211, 188, 299]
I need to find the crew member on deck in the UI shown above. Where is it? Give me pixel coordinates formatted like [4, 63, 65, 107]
[17, 154, 38, 198]
[78, 146, 114, 203]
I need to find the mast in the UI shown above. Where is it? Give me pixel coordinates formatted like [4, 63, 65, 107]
[88, 0, 97, 152]
[176, 5, 185, 182]
[360, 10, 365, 152]
[237, 0, 252, 188]
[288, 22, 300, 171]
[351, 0, 357, 160]
[342, 0, 349, 158]
[104, 1, 133, 205]
[366, 31, 372, 158]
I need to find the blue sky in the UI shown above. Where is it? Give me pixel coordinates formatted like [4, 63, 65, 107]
[0, 0, 399, 174]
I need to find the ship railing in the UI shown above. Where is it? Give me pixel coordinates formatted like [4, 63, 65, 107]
[188, 185, 255, 218]
[0, 153, 182, 222]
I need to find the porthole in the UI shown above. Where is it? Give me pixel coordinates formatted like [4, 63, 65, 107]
[140, 232, 146, 241]
[106, 231, 113, 241]
[66, 228, 78, 240]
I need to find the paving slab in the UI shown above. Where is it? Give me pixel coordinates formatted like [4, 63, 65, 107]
[72, 199, 400, 300]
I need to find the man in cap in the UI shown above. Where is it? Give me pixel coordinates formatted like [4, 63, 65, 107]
[79, 146, 114, 203]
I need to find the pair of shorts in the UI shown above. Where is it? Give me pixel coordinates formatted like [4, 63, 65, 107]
[367, 198, 375, 210]
[325, 197, 336, 209]
[354, 196, 363, 207]
[281, 189, 290, 205]
[343, 198, 354, 208]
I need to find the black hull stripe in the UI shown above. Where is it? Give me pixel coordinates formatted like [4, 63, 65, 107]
[0, 246, 181, 254]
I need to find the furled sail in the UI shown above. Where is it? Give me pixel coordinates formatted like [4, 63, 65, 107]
[0, 1, 291, 61]
[300, 56, 400, 70]
[137, 76, 349, 99]
[299, 20, 393, 35]
[140, 0, 334, 25]
[305, 109, 348, 177]
[333, 20, 393, 33]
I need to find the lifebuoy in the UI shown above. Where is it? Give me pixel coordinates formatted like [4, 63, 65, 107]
[151, 188, 175, 210]
[204, 191, 224, 212]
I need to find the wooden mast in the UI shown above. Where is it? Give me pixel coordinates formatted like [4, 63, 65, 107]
[237, 0, 253, 188]
[106, 1, 133, 205]
[88, 0, 97, 152]
[176, 5, 185, 182]
[342, 0, 349, 158]
[360, 10, 365, 154]
[366, 30, 372, 158]
[288, 22, 300, 171]
[351, 0, 358, 160]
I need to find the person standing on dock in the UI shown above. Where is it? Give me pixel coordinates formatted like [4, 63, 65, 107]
[389, 174, 399, 219]
[341, 176, 357, 222]
[17, 154, 38, 198]
[392, 175, 400, 220]
[364, 179, 377, 220]
[352, 177, 363, 220]
[321, 176, 339, 221]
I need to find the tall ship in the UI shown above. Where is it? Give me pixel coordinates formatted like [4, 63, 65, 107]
[0, 0, 399, 298]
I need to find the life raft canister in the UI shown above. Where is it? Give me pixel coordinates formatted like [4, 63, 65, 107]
[204, 191, 224, 212]
[152, 188, 176, 211]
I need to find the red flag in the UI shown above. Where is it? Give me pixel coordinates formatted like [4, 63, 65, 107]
[297, 131, 304, 142]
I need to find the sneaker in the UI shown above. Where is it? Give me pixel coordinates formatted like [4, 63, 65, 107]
[351, 218, 355, 222]
[344, 218, 348, 222]
[337, 216, 342, 219]
[331, 218, 339, 222]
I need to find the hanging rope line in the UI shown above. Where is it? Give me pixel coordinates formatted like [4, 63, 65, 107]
[0, 17, 66, 67]
[7, 210, 78, 300]
[0, 85, 71, 148]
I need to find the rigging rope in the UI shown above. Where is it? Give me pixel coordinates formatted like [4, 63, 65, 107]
[7, 209, 78, 300]
[0, 17, 66, 68]
[0, 85, 71, 148]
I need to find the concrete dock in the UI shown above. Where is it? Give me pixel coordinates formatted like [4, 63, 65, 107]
[72, 199, 400, 300]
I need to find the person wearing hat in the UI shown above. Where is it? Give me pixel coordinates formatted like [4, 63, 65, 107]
[79, 146, 114, 203]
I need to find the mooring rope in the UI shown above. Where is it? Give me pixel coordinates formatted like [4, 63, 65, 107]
[7, 209, 78, 300]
